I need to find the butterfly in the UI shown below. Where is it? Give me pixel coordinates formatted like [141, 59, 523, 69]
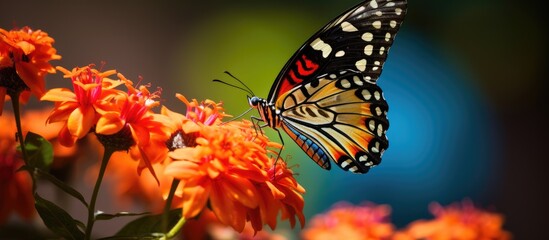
[248, 0, 407, 173]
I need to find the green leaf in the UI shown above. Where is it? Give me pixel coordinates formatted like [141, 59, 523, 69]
[34, 194, 85, 240]
[35, 168, 88, 207]
[23, 132, 53, 171]
[112, 208, 182, 238]
[96, 211, 150, 221]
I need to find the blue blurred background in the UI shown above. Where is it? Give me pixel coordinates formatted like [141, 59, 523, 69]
[2, 0, 548, 238]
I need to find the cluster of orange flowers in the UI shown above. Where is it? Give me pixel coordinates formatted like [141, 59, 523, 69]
[300, 200, 511, 240]
[1, 26, 305, 235]
[394, 200, 512, 240]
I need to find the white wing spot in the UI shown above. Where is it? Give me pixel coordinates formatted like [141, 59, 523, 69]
[310, 38, 332, 58]
[353, 75, 363, 86]
[362, 89, 372, 100]
[372, 20, 382, 29]
[340, 79, 351, 89]
[375, 107, 382, 116]
[377, 123, 384, 136]
[371, 141, 380, 153]
[335, 50, 345, 57]
[341, 159, 353, 168]
[364, 45, 374, 56]
[329, 73, 337, 79]
[349, 166, 359, 172]
[356, 6, 366, 12]
[379, 46, 385, 55]
[355, 59, 367, 71]
[390, 20, 397, 28]
[386, 2, 396, 7]
[370, 0, 378, 8]
[375, 11, 382, 16]
[395, 8, 403, 15]
[362, 32, 373, 42]
[341, 21, 358, 32]
[373, 60, 381, 70]
[365, 161, 373, 166]
[369, 120, 376, 131]
[374, 91, 381, 100]
[385, 32, 391, 41]
[359, 155, 368, 162]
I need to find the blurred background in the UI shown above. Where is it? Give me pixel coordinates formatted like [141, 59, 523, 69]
[2, 0, 548, 238]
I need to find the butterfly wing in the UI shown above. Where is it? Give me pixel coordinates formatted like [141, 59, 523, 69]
[267, 0, 407, 102]
[277, 73, 389, 173]
[269, 0, 407, 172]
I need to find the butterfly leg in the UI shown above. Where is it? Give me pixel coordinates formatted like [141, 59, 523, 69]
[250, 116, 286, 170]
[250, 116, 268, 138]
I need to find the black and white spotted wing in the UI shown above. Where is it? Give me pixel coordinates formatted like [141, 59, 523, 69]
[249, 0, 407, 173]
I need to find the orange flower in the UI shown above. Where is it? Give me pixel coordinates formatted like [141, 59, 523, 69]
[93, 73, 172, 180]
[41, 65, 123, 147]
[393, 200, 512, 240]
[164, 97, 305, 233]
[0, 26, 60, 115]
[97, 95, 225, 215]
[301, 202, 394, 240]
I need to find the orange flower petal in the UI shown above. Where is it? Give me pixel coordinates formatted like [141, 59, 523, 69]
[46, 102, 79, 123]
[210, 182, 246, 232]
[164, 160, 201, 179]
[40, 88, 76, 102]
[58, 123, 77, 147]
[67, 106, 95, 138]
[220, 175, 259, 209]
[129, 123, 150, 146]
[16, 61, 45, 97]
[181, 181, 211, 219]
[95, 112, 124, 135]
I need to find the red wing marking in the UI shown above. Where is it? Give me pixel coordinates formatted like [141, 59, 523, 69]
[276, 54, 320, 97]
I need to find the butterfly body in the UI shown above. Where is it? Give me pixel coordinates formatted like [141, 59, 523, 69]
[250, 0, 407, 173]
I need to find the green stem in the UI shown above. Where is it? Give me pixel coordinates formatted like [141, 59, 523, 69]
[161, 216, 186, 240]
[10, 92, 37, 192]
[84, 147, 114, 240]
[11, 92, 29, 163]
[162, 179, 180, 233]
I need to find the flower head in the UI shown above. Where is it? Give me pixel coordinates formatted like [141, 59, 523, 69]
[92, 73, 172, 181]
[0, 26, 60, 115]
[393, 199, 512, 240]
[41, 65, 122, 147]
[164, 96, 305, 233]
[301, 202, 394, 240]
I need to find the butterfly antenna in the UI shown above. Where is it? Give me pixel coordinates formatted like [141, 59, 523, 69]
[223, 71, 255, 96]
[212, 79, 252, 95]
[221, 107, 255, 124]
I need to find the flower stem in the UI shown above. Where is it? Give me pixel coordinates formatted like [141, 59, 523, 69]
[162, 179, 180, 233]
[10, 92, 29, 163]
[84, 147, 114, 240]
[160, 216, 186, 240]
[9, 92, 38, 192]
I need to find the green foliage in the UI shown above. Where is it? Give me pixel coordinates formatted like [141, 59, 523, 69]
[22, 132, 53, 171]
[34, 194, 85, 240]
[110, 208, 182, 239]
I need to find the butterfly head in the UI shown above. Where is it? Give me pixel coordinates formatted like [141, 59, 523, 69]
[248, 96, 262, 109]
